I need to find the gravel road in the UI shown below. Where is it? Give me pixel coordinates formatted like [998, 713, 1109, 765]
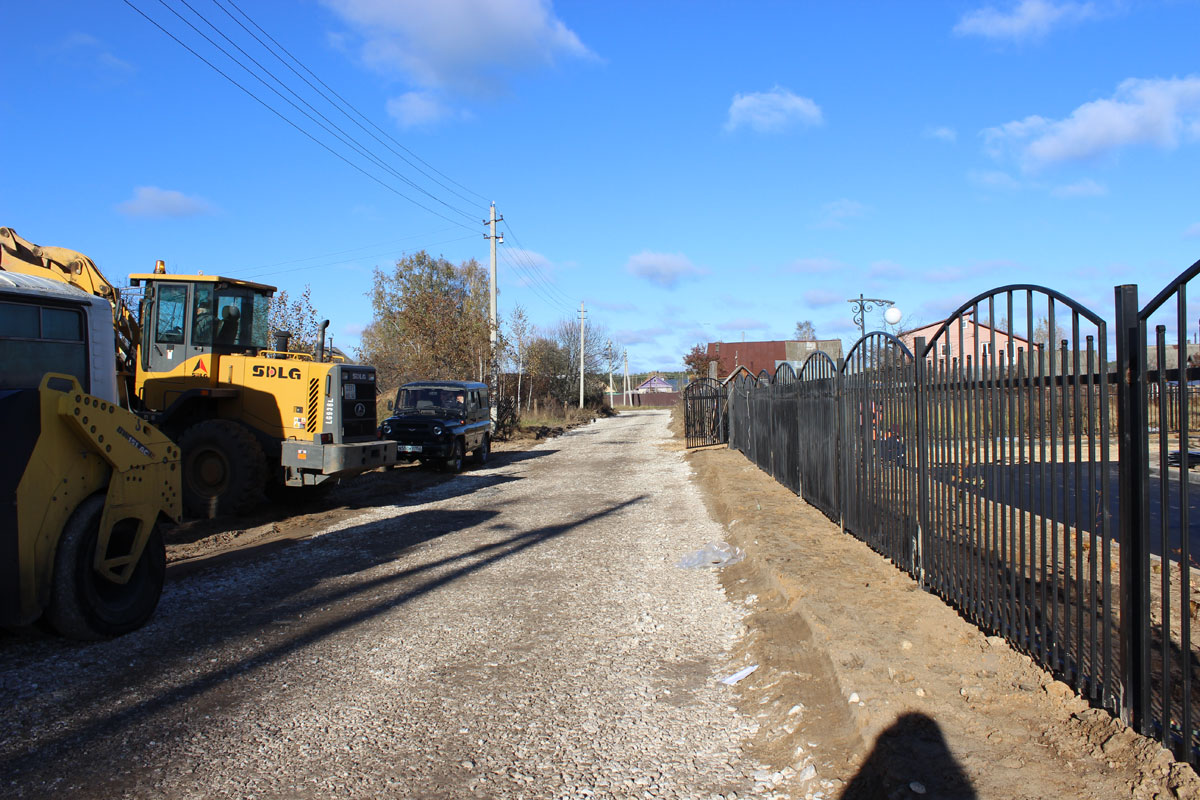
[1, 410, 765, 799]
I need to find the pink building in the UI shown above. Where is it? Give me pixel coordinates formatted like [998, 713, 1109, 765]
[898, 311, 1031, 362]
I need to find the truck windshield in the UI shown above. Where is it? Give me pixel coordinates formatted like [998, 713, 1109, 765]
[396, 387, 466, 411]
[192, 284, 270, 350]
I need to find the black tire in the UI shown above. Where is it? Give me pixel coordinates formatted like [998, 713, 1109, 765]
[179, 419, 268, 518]
[472, 434, 490, 466]
[443, 438, 464, 473]
[44, 496, 166, 640]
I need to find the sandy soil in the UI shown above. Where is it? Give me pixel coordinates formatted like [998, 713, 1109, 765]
[681, 418, 1200, 798]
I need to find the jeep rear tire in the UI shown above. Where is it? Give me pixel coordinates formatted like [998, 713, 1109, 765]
[472, 434, 490, 466]
[443, 438, 464, 473]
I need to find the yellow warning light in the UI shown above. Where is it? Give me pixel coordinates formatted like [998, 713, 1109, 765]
[154, 260, 166, 274]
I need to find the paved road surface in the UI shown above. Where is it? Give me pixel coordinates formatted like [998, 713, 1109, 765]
[0, 411, 762, 799]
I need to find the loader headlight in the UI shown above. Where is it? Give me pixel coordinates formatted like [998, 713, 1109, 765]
[432, 426, 443, 437]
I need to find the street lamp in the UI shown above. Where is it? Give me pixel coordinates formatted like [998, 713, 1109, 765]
[848, 293, 896, 340]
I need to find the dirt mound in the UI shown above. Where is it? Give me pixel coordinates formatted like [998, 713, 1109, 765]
[686, 444, 1199, 799]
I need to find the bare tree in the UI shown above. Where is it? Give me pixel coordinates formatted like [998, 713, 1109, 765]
[268, 285, 323, 354]
[793, 320, 816, 340]
[357, 251, 491, 388]
[505, 304, 532, 411]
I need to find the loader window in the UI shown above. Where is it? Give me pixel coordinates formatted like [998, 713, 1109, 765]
[191, 284, 215, 346]
[0, 300, 88, 391]
[155, 284, 187, 345]
[188, 285, 270, 351]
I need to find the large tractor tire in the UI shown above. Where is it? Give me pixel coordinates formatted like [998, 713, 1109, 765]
[179, 419, 268, 518]
[44, 496, 166, 640]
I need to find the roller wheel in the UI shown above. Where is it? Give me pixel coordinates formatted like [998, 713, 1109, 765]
[443, 438, 464, 473]
[44, 496, 166, 640]
[179, 419, 268, 518]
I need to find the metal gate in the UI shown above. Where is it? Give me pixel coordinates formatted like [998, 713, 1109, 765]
[684, 378, 726, 447]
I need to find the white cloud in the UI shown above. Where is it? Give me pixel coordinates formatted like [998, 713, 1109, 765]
[803, 289, 843, 308]
[625, 251, 705, 289]
[725, 86, 823, 134]
[57, 32, 134, 79]
[1184, 223, 1200, 239]
[322, 0, 594, 95]
[385, 91, 470, 128]
[814, 199, 867, 229]
[116, 187, 215, 218]
[1051, 178, 1107, 197]
[983, 77, 1200, 171]
[954, 1, 1097, 42]
[924, 126, 958, 143]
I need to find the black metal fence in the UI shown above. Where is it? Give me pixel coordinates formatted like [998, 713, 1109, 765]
[705, 272, 1200, 765]
[683, 378, 726, 448]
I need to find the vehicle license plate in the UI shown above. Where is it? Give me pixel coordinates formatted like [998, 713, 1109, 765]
[399, 445, 423, 453]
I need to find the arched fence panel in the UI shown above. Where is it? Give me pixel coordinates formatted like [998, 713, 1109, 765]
[798, 351, 840, 520]
[771, 363, 800, 493]
[841, 333, 917, 569]
[918, 285, 1115, 719]
[683, 378, 726, 448]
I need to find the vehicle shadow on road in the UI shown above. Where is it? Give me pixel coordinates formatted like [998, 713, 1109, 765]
[0, 494, 647, 792]
[840, 712, 975, 800]
[165, 448, 558, 547]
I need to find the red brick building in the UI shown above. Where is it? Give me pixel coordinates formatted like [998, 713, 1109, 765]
[704, 339, 843, 377]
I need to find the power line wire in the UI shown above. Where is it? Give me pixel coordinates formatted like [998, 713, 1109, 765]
[500, 219, 575, 306]
[246, 234, 480, 279]
[221, 0, 491, 207]
[158, 0, 478, 223]
[226, 226, 461, 273]
[177, 0, 479, 222]
[123, 0, 478, 231]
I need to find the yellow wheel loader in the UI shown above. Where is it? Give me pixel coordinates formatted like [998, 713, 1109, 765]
[0, 228, 395, 518]
[1, 272, 179, 638]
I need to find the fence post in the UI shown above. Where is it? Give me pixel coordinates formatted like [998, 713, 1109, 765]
[914, 337, 928, 585]
[837, 356, 845, 533]
[1115, 283, 1150, 732]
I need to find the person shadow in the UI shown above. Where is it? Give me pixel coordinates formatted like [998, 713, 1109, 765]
[841, 713, 976, 800]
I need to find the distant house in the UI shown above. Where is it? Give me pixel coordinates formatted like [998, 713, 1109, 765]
[704, 339, 844, 377]
[636, 374, 675, 393]
[897, 311, 1029, 361]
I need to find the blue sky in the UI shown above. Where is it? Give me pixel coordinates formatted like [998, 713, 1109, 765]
[6, 1, 1200, 370]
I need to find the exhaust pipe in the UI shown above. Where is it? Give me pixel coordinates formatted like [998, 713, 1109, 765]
[316, 319, 330, 361]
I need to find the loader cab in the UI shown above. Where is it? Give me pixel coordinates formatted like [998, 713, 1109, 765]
[130, 274, 274, 377]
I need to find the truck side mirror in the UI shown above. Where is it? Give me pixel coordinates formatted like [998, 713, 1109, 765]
[387, 399, 394, 411]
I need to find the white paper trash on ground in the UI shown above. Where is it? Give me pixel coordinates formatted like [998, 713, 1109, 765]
[677, 541, 745, 569]
[720, 665, 758, 685]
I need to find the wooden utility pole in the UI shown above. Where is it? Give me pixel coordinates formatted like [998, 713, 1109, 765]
[578, 301, 586, 408]
[484, 203, 503, 420]
[623, 349, 630, 406]
[606, 339, 614, 402]
[485, 203, 503, 349]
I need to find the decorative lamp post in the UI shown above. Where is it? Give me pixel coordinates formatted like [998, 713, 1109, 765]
[848, 294, 897, 340]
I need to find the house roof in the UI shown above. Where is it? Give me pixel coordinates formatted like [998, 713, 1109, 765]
[636, 375, 673, 389]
